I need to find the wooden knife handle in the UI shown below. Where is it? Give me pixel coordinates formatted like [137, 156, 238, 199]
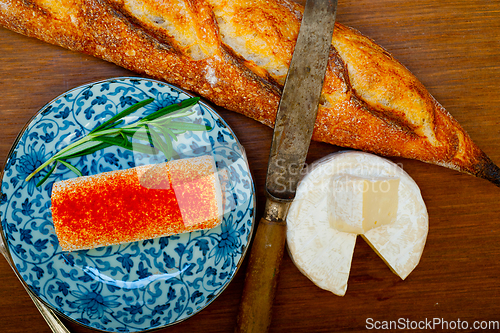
[235, 214, 287, 333]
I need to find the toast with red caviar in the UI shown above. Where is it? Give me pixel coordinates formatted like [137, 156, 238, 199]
[1, 0, 499, 185]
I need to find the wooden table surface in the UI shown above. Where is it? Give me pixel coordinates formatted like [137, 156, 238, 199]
[1, 1, 500, 332]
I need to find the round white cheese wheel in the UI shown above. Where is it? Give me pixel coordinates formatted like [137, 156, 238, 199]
[286, 151, 428, 296]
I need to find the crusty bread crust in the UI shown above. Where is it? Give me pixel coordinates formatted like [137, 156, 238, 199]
[1, 0, 499, 185]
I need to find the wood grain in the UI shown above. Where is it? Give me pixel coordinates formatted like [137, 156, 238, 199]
[1, 1, 499, 332]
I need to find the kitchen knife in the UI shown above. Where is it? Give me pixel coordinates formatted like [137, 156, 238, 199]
[235, 0, 338, 332]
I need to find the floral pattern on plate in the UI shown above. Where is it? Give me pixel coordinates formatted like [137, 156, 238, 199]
[0, 77, 255, 332]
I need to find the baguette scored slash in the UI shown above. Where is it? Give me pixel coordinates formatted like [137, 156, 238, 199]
[1, 0, 499, 186]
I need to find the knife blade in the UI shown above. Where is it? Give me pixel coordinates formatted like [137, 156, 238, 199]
[235, 0, 337, 332]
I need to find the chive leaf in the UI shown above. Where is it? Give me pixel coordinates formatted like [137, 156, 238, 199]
[57, 160, 83, 177]
[141, 97, 200, 122]
[90, 98, 154, 133]
[147, 126, 171, 158]
[36, 162, 58, 187]
[27, 97, 207, 186]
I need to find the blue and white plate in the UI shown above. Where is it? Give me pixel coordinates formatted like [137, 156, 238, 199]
[0, 77, 255, 332]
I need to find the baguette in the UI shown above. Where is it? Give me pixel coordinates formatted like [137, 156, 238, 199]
[1, 0, 499, 185]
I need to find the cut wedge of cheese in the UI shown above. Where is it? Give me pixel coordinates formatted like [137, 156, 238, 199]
[329, 174, 400, 234]
[286, 151, 428, 296]
[51, 155, 223, 252]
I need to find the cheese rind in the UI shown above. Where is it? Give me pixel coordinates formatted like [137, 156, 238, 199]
[287, 190, 356, 296]
[329, 174, 400, 234]
[286, 151, 428, 296]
